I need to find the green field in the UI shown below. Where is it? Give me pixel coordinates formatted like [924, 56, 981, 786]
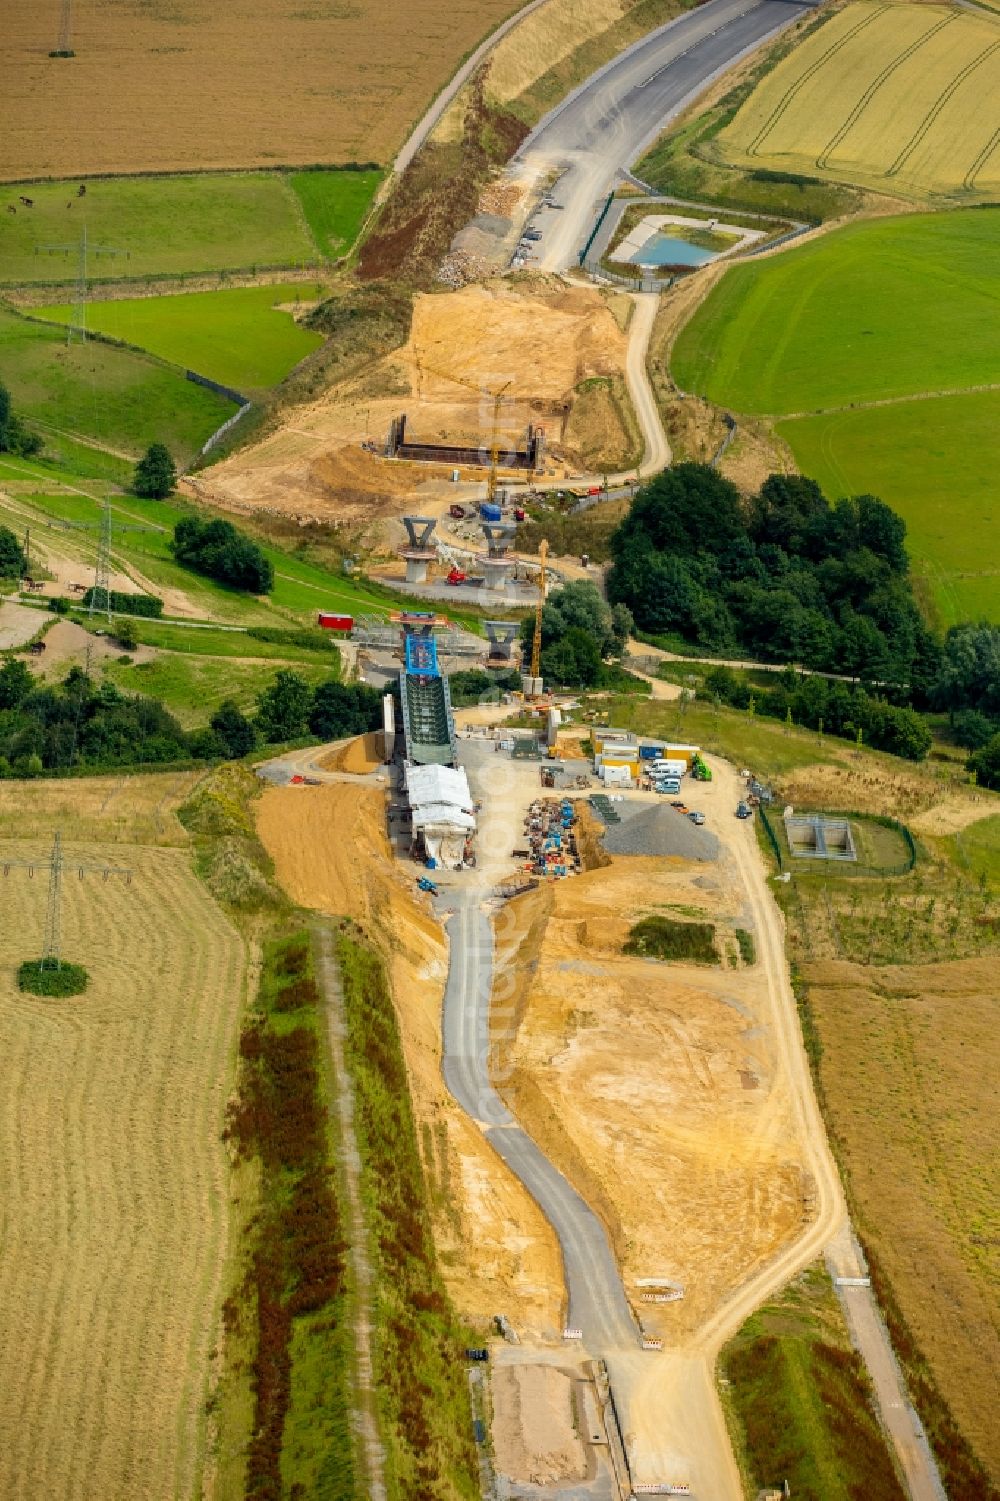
[101, 652, 335, 727]
[0, 305, 234, 464]
[288, 170, 382, 257]
[777, 390, 1000, 625]
[673, 209, 999, 412]
[33, 284, 326, 392]
[672, 208, 1000, 625]
[0, 171, 381, 285]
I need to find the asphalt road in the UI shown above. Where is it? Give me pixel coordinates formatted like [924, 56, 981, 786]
[516, 0, 817, 270]
[441, 887, 639, 1350]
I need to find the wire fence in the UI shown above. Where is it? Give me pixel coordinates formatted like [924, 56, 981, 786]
[760, 804, 917, 877]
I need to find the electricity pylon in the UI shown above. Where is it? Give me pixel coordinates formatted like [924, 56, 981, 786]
[53, 496, 161, 621]
[3, 831, 132, 971]
[36, 225, 125, 342]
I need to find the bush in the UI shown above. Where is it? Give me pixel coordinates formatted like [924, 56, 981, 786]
[623, 915, 717, 963]
[18, 959, 89, 996]
[82, 588, 163, 618]
[246, 625, 340, 654]
[735, 928, 756, 965]
[172, 516, 274, 594]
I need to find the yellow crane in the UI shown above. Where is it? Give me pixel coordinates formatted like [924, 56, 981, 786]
[416, 361, 512, 503]
[530, 538, 548, 687]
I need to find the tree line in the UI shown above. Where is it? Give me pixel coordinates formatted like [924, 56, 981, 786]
[0, 659, 381, 775]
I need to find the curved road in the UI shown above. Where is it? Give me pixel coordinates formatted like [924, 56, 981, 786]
[439, 750, 638, 1352]
[516, 0, 818, 270]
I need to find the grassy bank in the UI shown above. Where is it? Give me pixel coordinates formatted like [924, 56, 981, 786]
[337, 931, 478, 1501]
[721, 1264, 906, 1501]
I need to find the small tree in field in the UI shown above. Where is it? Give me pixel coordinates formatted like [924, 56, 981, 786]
[133, 443, 177, 499]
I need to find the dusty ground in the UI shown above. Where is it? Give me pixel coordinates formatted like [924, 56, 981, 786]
[255, 776, 563, 1333]
[31, 619, 157, 677]
[491, 1363, 588, 1485]
[0, 599, 45, 648]
[202, 281, 632, 537]
[322, 732, 383, 774]
[777, 758, 993, 837]
[494, 836, 812, 1340]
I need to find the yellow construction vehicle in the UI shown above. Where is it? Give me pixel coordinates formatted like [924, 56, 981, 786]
[416, 360, 512, 505]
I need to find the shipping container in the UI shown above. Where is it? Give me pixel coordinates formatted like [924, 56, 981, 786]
[318, 612, 353, 631]
[480, 502, 502, 522]
[639, 744, 665, 760]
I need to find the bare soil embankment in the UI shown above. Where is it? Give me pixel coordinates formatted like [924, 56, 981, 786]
[256, 775, 563, 1333]
[492, 842, 813, 1341]
[202, 281, 636, 536]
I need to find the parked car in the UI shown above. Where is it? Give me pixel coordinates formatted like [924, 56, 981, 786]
[736, 801, 752, 819]
[670, 800, 685, 808]
[688, 811, 706, 825]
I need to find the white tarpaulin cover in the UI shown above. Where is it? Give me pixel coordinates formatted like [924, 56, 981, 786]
[406, 763, 476, 831]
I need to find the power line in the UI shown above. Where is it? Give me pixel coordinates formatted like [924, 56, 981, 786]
[3, 830, 132, 971]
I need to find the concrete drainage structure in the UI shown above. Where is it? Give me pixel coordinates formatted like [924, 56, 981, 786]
[783, 812, 857, 861]
[398, 515, 438, 584]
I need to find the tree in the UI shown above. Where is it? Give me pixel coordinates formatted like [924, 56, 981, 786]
[540, 626, 601, 687]
[308, 680, 382, 739]
[210, 700, 257, 758]
[116, 620, 138, 652]
[255, 670, 311, 742]
[133, 443, 177, 499]
[952, 709, 996, 751]
[932, 624, 1000, 719]
[969, 732, 1000, 791]
[0, 381, 42, 457]
[0, 525, 27, 579]
[0, 658, 34, 709]
[172, 516, 274, 594]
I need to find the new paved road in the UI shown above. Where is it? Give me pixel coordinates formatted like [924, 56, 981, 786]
[516, 0, 817, 270]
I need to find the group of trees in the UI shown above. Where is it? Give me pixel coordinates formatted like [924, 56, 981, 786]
[0, 658, 381, 776]
[700, 664, 933, 762]
[519, 579, 633, 688]
[171, 515, 274, 594]
[0, 382, 41, 458]
[608, 465, 938, 694]
[932, 623, 1000, 788]
[0, 526, 27, 580]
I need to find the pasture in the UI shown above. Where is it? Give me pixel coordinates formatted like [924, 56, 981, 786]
[0, 306, 234, 465]
[671, 209, 999, 413]
[777, 391, 1000, 626]
[33, 284, 326, 392]
[0, 824, 245, 1501]
[0, 171, 382, 285]
[671, 209, 999, 627]
[718, 1, 1000, 201]
[1, 0, 518, 180]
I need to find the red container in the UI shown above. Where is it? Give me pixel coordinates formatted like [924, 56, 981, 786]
[318, 613, 353, 631]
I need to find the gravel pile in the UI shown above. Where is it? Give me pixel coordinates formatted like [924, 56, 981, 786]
[599, 802, 720, 862]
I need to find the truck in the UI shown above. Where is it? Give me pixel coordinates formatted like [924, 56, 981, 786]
[446, 567, 467, 585]
[449, 503, 466, 519]
[513, 506, 526, 522]
[317, 612, 353, 632]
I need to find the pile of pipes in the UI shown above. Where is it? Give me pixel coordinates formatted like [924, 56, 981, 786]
[520, 798, 581, 879]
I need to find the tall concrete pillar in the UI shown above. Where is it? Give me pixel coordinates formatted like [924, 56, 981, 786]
[484, 621, 520, 664]
[399, 515, 438, 584]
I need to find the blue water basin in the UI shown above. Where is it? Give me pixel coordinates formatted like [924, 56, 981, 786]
[631, 234, 717, 268]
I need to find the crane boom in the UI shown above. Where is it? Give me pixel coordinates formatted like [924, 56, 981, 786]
[530, 539, 548, 684]
[416, 362, 512, 501]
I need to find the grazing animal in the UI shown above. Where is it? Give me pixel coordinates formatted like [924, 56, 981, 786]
[6, 205, 15, 215]
[19, 196, 34, 207]
[77, 184, 86, 197]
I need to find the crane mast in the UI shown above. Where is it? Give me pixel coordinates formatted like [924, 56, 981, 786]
[530, 538, 548, 684]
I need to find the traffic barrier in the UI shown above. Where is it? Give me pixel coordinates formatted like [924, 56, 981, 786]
[562, 1327, 583, 1341]
[641, 1336, 663, 1351]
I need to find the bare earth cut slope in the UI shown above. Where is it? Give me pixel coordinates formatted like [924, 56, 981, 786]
[0, 822, 244, 1501]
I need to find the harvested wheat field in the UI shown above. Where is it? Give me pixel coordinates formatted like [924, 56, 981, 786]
[2, 0, 519, 180]
[719, 2, 1000, 200]
[204, 281, 631, 531]
[256, 777, 563, 1333]
[0, 832, 244, 1501]
[494, 852, 813, 1339]
[806, 955, 1000, 1479]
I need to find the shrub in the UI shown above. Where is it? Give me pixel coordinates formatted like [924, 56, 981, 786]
[623, 914, 717, 963]
[18, 959, 89, 997]
[172, 516, 274, 594]
[82, 588, 163, 618]
[735, 928, 756, 965]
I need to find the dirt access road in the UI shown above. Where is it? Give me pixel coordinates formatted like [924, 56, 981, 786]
[434, 741, 846, 1496]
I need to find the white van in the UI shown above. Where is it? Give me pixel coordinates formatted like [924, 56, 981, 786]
[653, 776, 682, 795]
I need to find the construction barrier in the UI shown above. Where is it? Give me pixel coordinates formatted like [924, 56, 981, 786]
[562, 1327, 583, 1341]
